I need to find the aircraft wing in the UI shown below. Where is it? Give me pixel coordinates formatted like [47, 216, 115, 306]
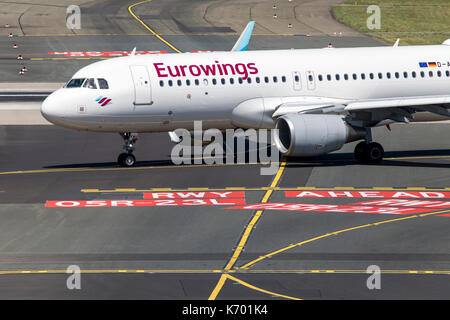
[345, 95, 450, 112]
[272, 95, 450, 126]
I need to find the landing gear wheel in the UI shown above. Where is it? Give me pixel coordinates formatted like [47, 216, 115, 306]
[118, 153, 136, 167]
[354, 142, 384, 163]
[354, 141, 367, 162]
[365, 142, 384, 163]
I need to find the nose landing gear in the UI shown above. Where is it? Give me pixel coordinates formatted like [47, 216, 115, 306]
[118, 133, 138, 167]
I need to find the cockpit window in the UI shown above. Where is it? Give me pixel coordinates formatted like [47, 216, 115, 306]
[98, 78, 109, 89]
[65, 78, 86, 88]
[83, 78, 97, 89]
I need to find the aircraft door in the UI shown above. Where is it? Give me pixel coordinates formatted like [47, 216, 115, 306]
[130, 65, 152, 105]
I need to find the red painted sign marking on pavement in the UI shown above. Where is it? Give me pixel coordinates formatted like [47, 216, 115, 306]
[285, 191, 450, 199]
[46, 198, 245, 208]
[227, 203, 435, 215]
[143, 191, 245, 199]
[352, 199, 450, 209]
[48, 51, 168, 57]
[47, 50, 213, 57]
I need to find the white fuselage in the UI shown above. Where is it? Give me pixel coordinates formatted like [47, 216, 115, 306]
[41, 44, 450, 132]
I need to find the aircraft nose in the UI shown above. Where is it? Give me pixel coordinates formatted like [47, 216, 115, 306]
[41, 91, 65, 123]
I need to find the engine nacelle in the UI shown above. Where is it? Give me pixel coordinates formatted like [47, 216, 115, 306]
[274, 114, 365, 157]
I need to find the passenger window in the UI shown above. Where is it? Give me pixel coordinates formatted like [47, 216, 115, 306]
[256, 77, 260, 83]
[177, 80, 182, 86]
[420, 71, 425, 78]
[203, 79, 209, 85]
[168, 80, 173, 87]
[281, 76, 286, 82]
[344, 74, 349, 80]
[403, 72, 408, 78]
[353, 74, 357, 80]
[378, 73, 382, 79]
[438, 71, 442, 77]
[369, 73, 374, 80]
[186, 79, 191, 86]
[386, 72, 391, 79]
[429, 71, 433, 77]
[294, 75, 300, 82]
[273, 76, 278, 83]
[97, 78, 109, 89]
[446, 70, 450, 77]
[335, 74, 340, 81]
[83, 78, 97, 89]
[159, 80, 164, 87]
[318, 75, 323, 81]
[247, 77, 252, 84]
[395, 72, 400, 79]
[327, 74, 331, 81]
[412, 71, 417, 78]
[238, 78, 243, 84]
[264, 76, 269, 83]
[221, 78, 226, 85]
[361, 73, 366, 80]
[212, 78, 217, 85]
[195, 79, 200, 86]
[230, 78, 235, 84]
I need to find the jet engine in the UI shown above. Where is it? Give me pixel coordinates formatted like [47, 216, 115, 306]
[274, 114, 365, 157]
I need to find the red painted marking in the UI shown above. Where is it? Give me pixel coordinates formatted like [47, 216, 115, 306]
[353, 199, 450, 208]
[227, 203, 434, 215]
[45, 198, 245, 208]
[285, 191, 450, 199]
[98, 97, 107, 104]
[48, 51, 168, 57]
[101, 99, 111, 106]
[143, 191, 245, 199]
[438, 214, 450, 217]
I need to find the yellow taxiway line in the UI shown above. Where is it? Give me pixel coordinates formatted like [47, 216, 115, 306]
[128, 0, 182, 53]
[1, 269, 449, 276]
[0, 162, 264, 176]
[239, 209, 450, 270]
[208, 161, 287, 300]
[81, 186, 450, 193]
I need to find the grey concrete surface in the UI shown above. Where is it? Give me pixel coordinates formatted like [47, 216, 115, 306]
[0, 124, 450, 299]
[0, 0, 363, 37]
[0, 0, 382, 84]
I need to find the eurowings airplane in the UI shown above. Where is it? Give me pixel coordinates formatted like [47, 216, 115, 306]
[41, 22, 450, 167]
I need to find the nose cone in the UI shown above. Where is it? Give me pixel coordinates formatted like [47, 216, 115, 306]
[41, 90, 65, 124]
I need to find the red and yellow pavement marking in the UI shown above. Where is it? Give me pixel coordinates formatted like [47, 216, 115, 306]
[208, 161, 287, 300]
[45, 198, 246, 208]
